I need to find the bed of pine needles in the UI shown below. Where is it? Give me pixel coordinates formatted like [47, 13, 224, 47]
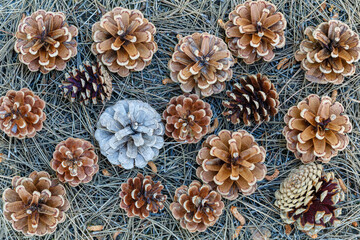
[0, 0, 359, 239]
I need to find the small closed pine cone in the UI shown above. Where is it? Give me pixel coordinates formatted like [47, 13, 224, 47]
[170, 181, 224, 232]
[275, 163, 344, 237]
[163, 94, 213, 143]
[223, 0, 286, 64]
[91, 7, 157, 77]
[168, 32, 235, 97]
[295, 20, 360, 84]
[283, 94, 352, 164]
[60, 61, 113, 105]
[50, 138, 99, 187]
[2, 171, 70, 236]
[14, 10, 78, 74]
[222, 73, 279, 125]
[0, 88, 46, 139]
[196, 129, 267, 200]
[119, 173, 166, 219]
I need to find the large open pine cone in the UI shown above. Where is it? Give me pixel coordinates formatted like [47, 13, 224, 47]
[50, 138, 99, 187]
[168, 32, 234, 97]
[119, 173, 166, 219]
[95, 100, 164, 169]
[275, 163, 344, 238]
[0, 88, 46, 139]
[170, 181, 224, 232]
[60, 61, 112, 105]
[283, 94, 352, 164]
[163, 94, 213, 143]
[91, 7, 157, 77]
[196, 129, 267, 200]
[295, 20, 360, 84]
[222, 73, 279, 125]
[223, 0, 286, 64]
[14, 10, 78, 73]
[2, 171, 70, 236]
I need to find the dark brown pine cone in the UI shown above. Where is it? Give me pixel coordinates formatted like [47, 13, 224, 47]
[60, 61, 113, 105]
[119, 173, 166, 219]
[2, 171, 70, 236]
[222, 73, 279, 125]
[163, 94, 213, 143]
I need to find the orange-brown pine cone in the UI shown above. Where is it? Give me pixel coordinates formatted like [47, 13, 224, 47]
[91, 7, 157, 77]
[295, 20, 360, 84]
[14, 10, 78, 74]
[0, 88, 46, 139]
[168, 32, 234, 97]
[119, 173, 166, 219]
[163, 94, 213, 143]
[196, 129, 267, 200]
[2, 171, 70, 236]
[169, 181, 224, 232]
[283, 94, 352, 164]
[223, 0, 287, 64]
[50, 138, 99, 187]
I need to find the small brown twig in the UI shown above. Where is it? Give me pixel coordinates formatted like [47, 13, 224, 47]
[265, 169, 279, 181]
[285, 224, 292, 236]
[217, 19, 225, 29]
[162, 78, 173, 85]
[87, 225, 104, 231]
[338, 178, 347, 193]
[230, 206, 246, 239]
[102, 169, 112, 177]
[148, 161, 157, 174]
[209, 118, 219, 133]
[331, 90, 338, 103]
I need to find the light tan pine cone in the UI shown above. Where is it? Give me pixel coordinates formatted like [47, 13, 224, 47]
[295, 20, 360, 84]
[168, 32, 234, 97]
[196, 129, 267, 200]
[223, 0, 286, 64]
[14, 10, 78, 73]
[283, 94, 352, 163]
[0, 88, 46, 139]
[2, 171, 70, 236]
[170, 181, 224, 232]
[163, 94, 213, 143]
[119, 173, 166, 219]
[91, 7, 157, 77]
[50, 138, 99, 187]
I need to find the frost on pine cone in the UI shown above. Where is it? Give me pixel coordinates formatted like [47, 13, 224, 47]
[222, 73, 279, 125]
[60, 61, 112, 105]
[196, 129, 267, 200]
[275, 163, 344, 238]
[119, 173, 166, 219]
[0, 88, 46, 139]
[283, 94, 352, 164]
[14, 10, 78, 73]
[168, 32, 234, 97]
[50, 138, 99, 187]
[91, 7, 157, 77]
[163, 94, 213, 143]
[223, 0, 287, 64]
[170, 181, 224, 232]
[95, 100, 164, 169]
[295, 20, 360, 84]
[2, 171, 70, 236]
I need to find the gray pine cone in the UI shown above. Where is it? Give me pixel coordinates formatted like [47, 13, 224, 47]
[95, 100, 164, 169]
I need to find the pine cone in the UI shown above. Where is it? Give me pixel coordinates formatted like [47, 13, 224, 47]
[283, 94, 352, 164]
[168, 32, 234, 97]
[196, 129, 267, 200]
[119, 173, 166, 219]
[295, 20, 360, 84]
[60, 61, 113, 105]
[14, 10, 78, 74]
[50, 138, 99, 187]
[223, 0, 286, 64]
[95, 100, 164, 169]
[163, 94, 213, 143]
[170, 181, 224, 232]
[0, 88, 46, 139]
[2, 171, 70, 236]
[91, 7, 157, 77]
[275, 163, 344, 238]
[222, 73, 279, 125]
